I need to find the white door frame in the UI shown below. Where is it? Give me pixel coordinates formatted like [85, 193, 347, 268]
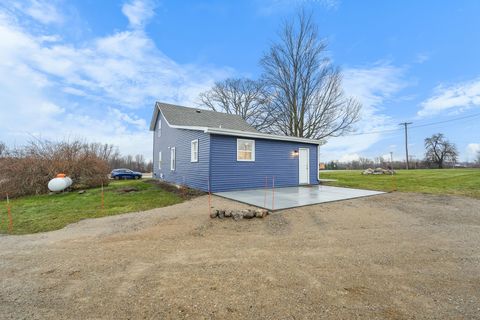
[298, 147, 310, 185]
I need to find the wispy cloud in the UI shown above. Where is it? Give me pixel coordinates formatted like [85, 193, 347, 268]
[0, 0, 232, 158]
[122, 0, 156, 29]
[4, 0, 65, 25]
[418, 78, 480, 117]
[321, 62, 408, 161]
[25, 0, 64, 24]
[414, 52, 430, 64]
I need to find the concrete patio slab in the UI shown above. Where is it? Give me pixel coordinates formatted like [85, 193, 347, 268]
[215, 185, 385, 210]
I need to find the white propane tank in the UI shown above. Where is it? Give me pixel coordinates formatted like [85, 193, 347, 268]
[64, 176, 73, 187]
[48, 174, 73, 192]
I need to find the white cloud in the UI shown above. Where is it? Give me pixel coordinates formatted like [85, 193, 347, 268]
[0, 0, 232, 159]
[6, 0, 65, 25]
[122, 0, 155, 29]
[25, 0, 64, 24]
[321, 62, 407, 161]
[418, 78, 480, 117]
[466, 143, 480, 160]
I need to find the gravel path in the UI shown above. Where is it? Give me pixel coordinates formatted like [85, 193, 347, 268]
[1, 192, 479, 319]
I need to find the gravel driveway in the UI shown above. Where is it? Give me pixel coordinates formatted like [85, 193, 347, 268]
[1, 192, 479, 319]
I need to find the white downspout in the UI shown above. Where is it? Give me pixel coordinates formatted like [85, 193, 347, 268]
[317, 145, 321, 182]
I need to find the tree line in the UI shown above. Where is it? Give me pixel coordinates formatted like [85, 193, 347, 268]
[326, 133, 479, 170]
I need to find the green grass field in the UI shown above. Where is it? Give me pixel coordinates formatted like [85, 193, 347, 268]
[0, 180, 184, 235]
[320, 168, 480, 199]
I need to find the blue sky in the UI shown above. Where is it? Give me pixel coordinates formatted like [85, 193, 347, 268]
[1, 0, 479, 162]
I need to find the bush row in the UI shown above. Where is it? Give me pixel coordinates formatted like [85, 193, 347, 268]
[0, 140, 111, 199]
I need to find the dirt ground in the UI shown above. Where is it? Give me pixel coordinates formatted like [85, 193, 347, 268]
[1, 192, 479, 319]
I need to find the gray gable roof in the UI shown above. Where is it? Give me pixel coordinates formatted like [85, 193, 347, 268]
[150, 102, 258, 133]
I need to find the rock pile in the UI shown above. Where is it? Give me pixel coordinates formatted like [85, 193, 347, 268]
[362, 167, 396, 175]
[210, 209, 270, 220]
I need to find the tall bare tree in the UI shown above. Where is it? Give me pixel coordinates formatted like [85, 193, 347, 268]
[424, 133, 458, 168]
[261, 11, 361, 139]
[475, 150, 480, 164]
[198, 78, 273, 131]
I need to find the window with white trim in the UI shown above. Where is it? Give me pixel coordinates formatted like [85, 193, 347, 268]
[157, 117, 162, 137]
[158, 151, 162, 169]
[237, 139, 255, 161]
[170, 147, 176, 171]
[191, 139, 199, 162]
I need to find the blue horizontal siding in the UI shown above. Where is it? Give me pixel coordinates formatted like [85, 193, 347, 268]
[209, 134, 318, 192]
[152, 113, 209, 191]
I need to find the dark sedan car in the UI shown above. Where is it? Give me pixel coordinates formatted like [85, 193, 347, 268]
[110, 169, 142, 180]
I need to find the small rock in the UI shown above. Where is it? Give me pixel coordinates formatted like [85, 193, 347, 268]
[210, 210, 218, 219]
[232, 212, 243, 221]
[243, 209, 255, 219]
[255, 209, 269, 218]
[78, 190, 86, 194]
[218, 210, 225, 219]
[224, 210, 233, 218]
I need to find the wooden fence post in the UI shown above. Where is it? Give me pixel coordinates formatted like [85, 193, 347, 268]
[264, 176, 267, 209]
[101, 183, 104, 210]
[6, 194, 13, 233]
[208, 177, 212, 216]
[272, 176, 275, 211]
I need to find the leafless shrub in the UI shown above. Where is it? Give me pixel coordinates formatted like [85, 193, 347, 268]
[0, 139, 111, 199]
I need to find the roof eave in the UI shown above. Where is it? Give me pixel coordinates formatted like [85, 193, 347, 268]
[204, 127, 323, 145]
[149, 102, 160, 131]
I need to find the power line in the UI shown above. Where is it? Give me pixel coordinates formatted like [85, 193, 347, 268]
[341, 127, 401, 136]
[341, 111, 480, 137]
[410, 112, 480, 129]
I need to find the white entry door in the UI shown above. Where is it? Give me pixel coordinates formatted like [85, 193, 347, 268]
[298, 148, 310, 185]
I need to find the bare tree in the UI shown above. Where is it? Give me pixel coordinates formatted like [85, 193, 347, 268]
[198, 78, 273, 131]
[0, 141, 6, 157]
[424, 133, 458, 168]
[476, 150, 480, 165]
[374, 156, 386, 167]
[358, 157, 373, 169]
[260, 10, 361, 139]
[85, 142, 117, 161]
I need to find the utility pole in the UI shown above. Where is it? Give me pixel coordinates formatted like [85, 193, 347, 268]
[390, 151, 393, 169]
[399, 122, 412, 170]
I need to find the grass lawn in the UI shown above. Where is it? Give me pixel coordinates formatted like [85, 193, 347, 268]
[0, 180, 185, 235]
[320, 168, 480, 199]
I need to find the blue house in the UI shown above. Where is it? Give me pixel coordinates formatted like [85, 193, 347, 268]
[150, 102, 322, 192]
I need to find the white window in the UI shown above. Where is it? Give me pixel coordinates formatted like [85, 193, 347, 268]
[237, 139, 255, 161]
[191, 139, 199, 162]
[170, 147, 176, 171]
[158, 151, 162, 169]
[157, 117, 162, 137]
